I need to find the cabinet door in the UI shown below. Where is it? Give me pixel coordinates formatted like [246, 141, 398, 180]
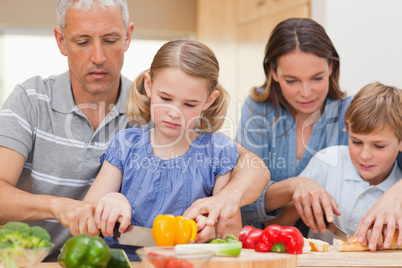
[238, 0, 270, 23]
[196, 0, 239, 133]
[237, 3, 310, 97]
[238, 0, 309, 23]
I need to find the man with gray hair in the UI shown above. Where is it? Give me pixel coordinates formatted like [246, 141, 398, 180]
[0, 0, 269, 261]
[0, 0, 134, 260]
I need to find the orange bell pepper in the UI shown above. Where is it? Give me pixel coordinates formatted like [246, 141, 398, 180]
[152, 214, 197, 247]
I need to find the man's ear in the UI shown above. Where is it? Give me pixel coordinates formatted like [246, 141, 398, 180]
[54, 28, 68, 56]
[144, 72, 152, 98]
[202, 90, 220, 111]
[124, 22, 135, 52]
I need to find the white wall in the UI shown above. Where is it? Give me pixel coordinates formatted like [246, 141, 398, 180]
[311, 0, 402, 95]
[0, 34, 168, 106]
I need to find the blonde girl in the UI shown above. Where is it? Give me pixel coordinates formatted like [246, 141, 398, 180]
[80, 39, 242, 259]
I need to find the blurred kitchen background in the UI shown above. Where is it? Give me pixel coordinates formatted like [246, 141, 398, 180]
[0, 0, 401, 135]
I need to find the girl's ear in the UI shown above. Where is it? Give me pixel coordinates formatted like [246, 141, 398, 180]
[144, 72, 152, 98]
[202, 90, 220, 111]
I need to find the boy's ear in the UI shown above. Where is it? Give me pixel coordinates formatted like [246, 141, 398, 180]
[54, 28, 68, 56]
[202, 90, 219, 111]
[144, 72, 152, 98]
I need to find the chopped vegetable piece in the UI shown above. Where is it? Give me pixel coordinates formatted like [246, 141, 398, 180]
[107, 249, 131, 268]
[0, 222, 52, 268]
[175, 241, 242, 257]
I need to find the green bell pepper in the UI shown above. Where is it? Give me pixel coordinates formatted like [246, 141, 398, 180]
[58, 234, 110, 268]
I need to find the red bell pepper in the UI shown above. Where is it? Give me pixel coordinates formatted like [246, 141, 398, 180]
[255, 225, 304, 254]
[238, 225, 264, 249]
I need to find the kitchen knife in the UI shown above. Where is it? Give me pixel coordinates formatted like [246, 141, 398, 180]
[109, 222, 157, 247]
[324, 217, 349, 244]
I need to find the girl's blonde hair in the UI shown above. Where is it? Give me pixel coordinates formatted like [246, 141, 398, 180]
[344, 82, 402, 141]
[126, 39, 229, 133]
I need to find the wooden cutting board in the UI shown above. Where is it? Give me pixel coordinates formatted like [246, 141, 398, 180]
[205, 249, 297, 268]
[298, 246, 402, 266]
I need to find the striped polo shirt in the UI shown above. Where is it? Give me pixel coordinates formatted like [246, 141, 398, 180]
[0, 71, 133, 259]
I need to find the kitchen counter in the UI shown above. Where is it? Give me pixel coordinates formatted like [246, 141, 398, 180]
[297, 247, 402, 267]
[33, 262, 402, 268]
[33, 248, 402, 268]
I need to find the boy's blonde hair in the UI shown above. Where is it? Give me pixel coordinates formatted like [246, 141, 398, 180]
[344, 82, 402, 141]
[126, 39, 229, 133]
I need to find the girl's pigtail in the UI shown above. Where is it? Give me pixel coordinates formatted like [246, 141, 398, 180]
[126, 70, 151, 125]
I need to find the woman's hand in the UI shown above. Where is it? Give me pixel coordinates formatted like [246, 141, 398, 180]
[194, 214, 216, 243]
[291, 177, 340, 234]
[95, 192, 132, 237]
[355, 180, 402, 251]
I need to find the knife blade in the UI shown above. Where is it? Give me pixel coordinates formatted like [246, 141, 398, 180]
[111, 222, 157, 247]
[324, 217, 349, 244]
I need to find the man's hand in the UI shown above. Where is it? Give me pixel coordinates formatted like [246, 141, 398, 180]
[194, 215, 216, 243]
[355, 180, 402, 251]
[184, 143, 269, 238]
[291, 177, 340, 234]
[183, 189, 241, 238]
[50, 198, 99, 236]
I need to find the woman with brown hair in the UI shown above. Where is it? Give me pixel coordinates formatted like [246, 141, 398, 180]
[237, 18, 351, 231]
[238, 18, 402, 251]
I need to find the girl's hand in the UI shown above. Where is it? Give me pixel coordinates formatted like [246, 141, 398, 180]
[291, 177, 340, 234]
[194, 214, 216, 243]
[95, 192, 132, 237]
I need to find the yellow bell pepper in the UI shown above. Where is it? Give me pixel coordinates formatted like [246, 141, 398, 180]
[152, 214, 197, 246]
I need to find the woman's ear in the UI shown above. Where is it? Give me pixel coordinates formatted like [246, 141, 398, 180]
[270, 67, 279, 82]
[328, 60, 333, 77]
[202, 90, 220, 111]
[144, 72, 152, 98]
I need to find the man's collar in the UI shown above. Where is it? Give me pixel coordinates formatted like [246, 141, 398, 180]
[51, 71, 76, 113]
[116, 75, 131, 114]
[51, 71, 131, 114]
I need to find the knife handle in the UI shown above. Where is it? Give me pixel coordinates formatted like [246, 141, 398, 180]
[99, 221, 121, 238]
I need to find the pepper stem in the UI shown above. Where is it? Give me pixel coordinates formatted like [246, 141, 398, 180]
[271, 243, 287, 253]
